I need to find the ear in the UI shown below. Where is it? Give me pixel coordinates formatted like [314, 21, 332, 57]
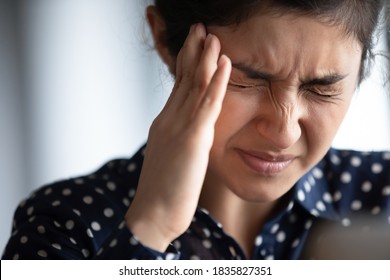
[146, 6, 176, 74]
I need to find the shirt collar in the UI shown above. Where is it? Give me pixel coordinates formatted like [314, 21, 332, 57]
[293, 156, 340, 221]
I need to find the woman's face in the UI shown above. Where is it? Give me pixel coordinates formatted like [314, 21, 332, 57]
[206, 13, 362, 202]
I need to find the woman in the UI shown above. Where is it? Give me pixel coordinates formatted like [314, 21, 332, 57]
[2, 0, 390, 260]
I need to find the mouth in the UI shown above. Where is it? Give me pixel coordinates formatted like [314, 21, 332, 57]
[236, 149, 295, 176]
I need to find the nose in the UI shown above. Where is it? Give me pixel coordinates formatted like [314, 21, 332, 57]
[256, 95, 302, 150]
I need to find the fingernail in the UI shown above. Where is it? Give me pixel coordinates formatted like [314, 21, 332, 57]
[205, 33, 214, 46]
[191, 23, 198, 33]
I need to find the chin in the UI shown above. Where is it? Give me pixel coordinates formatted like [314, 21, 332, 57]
[228, 181, 291, 203]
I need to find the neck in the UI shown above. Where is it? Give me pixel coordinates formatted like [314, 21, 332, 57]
[198, 172, 283, 258]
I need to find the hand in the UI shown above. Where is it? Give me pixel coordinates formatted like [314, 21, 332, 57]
[125, 23, 231, 252]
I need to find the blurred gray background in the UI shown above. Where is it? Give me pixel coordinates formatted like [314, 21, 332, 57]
[1, 0, 389, 254]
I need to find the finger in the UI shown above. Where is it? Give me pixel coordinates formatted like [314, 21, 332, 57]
[193, 55, 232, 128]
[163, 24, 207, 112]
[183, 33, 221, 114]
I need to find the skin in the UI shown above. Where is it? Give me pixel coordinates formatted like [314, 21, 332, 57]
[125, 6, 363, 257]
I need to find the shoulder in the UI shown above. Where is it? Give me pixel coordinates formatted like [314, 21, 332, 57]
[23, 145, 145, 215]
[5, 145, 145, 258]
[323, 148, 390, 186]
[321, 148, 390, 214]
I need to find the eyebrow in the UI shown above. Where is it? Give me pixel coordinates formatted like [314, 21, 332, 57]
[232, 63, 348, 85]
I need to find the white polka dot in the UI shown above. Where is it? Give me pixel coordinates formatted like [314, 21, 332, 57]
[62, 188, 72, 196]
[342, 218, 351, 227]
[304, 181, 311, 193]
[107, 182, 116, 191]
[18, 199, 27, 208]
[44, 188, 52, 195]
[86, 228, 94, 238]
[202, 228, 211, 238]
[37, 225, 46, 234]
[70, 237, 77, 245]
[310, 209, 320, 217]
[54, 221, 61, 228]
[331, 154, 341, 165]
[312, 168, 323, 179]
[308, 175, 315, 186]
[83, 196, 93, 204]
[340, 172, 352, 184]
[202, 239, 212, 249]
[190, 255, 200, 260]
[82, 249, 90, 258]
[130, 236, 139, 246]
[382, 186, 390, 196]
[173, 240, 181, 249]
[323, 192, 332, 203]
[287, 201, 294, 211]
[255, 235, 263, 246]
[270, 224, 279, 234]
[362, 181, 372, 192]
[276, 231, 286, 243]
[51, 200, 61, 207]
[305, 220, 313, 229]
[350, 156, 362, 167]
[27, 206, 34, 216]
[316, 201, 326, 212]
[65, 220, 75, 230]
[351, 200, 362, 211]
[28, 216, 36, 223]
[213, 231, 222, 239]
[37, 250, 48, 258]
[74, 178, 84, 185]
[371, 206, 381, 215]
[52, 243, 62, 250]
[122, 198, 130, 206]
[91, 221, 101, 231]
[109, 239, 118, 248]
[371, 163, 383, 174]
[97, 248, 104, 256]
[265, 255, 274, 260]
[229, 246, 237, 256]
[128, 189, 136, 198]
[333, 191, 342, 201]
[383, 152, 390, 160]
[20, 236, 28, 244]
[73, 209, 81, 216]
[12, 254, 19, 260]
[291, 238, 300, 248]
[118, 221, 125, 229]
[95, 188, 104, 195]
[127, 163, 137, 172]
[165, 253, 176, 260]
[104, 208, 114, 218]
[297, 190, 305, 202]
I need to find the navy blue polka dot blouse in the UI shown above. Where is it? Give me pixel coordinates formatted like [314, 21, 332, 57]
[2, 145, 390, 259]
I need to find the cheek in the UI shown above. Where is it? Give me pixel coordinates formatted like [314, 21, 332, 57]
[304, 101, 352, 153]
[213, 94, 258, 142]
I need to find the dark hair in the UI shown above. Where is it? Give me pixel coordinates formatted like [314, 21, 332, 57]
[154, 0, 389, 82]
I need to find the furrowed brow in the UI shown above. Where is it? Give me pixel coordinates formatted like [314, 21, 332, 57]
[233, 62, 349, 85]
[232, 63, 274, 80]
[302, 74, 349, 86]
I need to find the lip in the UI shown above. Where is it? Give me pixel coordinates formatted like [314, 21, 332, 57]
[236, 149, 295, 175]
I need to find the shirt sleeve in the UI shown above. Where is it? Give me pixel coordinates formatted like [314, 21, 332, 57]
[1, 183, 179, 260]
